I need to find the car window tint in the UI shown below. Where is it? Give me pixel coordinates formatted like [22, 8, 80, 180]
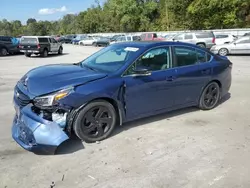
[216, 35, 228, 39]
[21, 37, 38, 44]
[174, 47, 198, 67]
[96, 49, 127, 64]
[147, 34, 153, 38]
[195, 32, 214, 38]
[196, 49, 208, 63]
[184, 34, 193, 39]
[153, 33, 157, 38]
[174, 34, 184, 40]
[126, 47, 170, 75]
[127, 36, 132, 41]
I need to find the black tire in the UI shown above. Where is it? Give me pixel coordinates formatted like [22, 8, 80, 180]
[42, 49, 48, 57]
[218, 48, 228, 56]
[0, 48, 8, 56]
[25, 53, 31, 57]
[73, 100, 117, 143]
[199, 82, 220, 110]
[197, 43, 206, 48]
[58, 47, 63, 55]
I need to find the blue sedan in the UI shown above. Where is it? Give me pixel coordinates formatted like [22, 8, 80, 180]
[12, 41, 232, 154]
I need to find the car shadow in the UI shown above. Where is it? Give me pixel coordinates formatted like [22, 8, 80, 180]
[30, 53, 69, 58]
[111, 92, 231, 138]
[55, 135, 85, 155]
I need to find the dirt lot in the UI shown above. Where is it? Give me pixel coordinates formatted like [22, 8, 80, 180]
[0, 44, 250, 188]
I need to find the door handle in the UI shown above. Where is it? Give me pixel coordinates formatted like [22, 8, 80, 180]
[201, 69, 210, 75]
[166, 76, 176, 81]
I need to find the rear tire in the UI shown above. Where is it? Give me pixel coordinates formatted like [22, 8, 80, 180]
[25, 53, 31, 57]
[73, 100, 117, 143]
[199, 82, 220, 110]
[197, 43, 206, 48]
[58, 47, 63, 55]
[0, 48, 8, 56]
[42, 49, 48, 57]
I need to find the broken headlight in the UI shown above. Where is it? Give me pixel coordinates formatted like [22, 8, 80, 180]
[33, 87, 74, 108]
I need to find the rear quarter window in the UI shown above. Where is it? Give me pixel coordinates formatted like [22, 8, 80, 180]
[195, 32, 214, 38]
[38, 38, 49, 43]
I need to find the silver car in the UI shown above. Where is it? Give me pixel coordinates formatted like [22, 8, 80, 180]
[172, 32, 216, 49]
[210, 36, 250, 56]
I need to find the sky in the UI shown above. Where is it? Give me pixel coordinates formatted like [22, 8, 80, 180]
[0, 0, 106, 24]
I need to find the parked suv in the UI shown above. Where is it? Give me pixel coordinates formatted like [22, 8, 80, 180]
[0, 36, 20, 56]
[172, 32, 216, 49]
[19, 36, 63, 57]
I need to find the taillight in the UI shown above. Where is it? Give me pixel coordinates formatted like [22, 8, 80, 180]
[212, 37, 216, 44]
[37, 44, 40, 49]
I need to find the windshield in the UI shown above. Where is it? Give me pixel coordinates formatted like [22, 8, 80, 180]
[81, 45, 139, 73]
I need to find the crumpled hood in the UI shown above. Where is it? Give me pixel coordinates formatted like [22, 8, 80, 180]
[23, 64, 107, 96]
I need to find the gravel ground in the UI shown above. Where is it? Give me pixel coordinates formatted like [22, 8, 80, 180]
[0, 44, 250, 188]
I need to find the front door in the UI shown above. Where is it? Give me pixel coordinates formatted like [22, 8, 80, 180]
[123, 46, 176, 120]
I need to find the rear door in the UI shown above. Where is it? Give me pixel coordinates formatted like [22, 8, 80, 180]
[231, 39, 250, 54]
[48, 38, 58, 52]
[171, 46, 212, 106]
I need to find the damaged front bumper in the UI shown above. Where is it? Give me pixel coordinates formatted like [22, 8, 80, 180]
[12, 103, 69, 154]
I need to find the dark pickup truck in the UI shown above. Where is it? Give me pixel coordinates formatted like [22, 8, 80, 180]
[19, 36, 63, 57]
[0, 36, 20, 56]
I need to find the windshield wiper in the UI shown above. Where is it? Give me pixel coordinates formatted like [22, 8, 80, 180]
[82, 64, 97, 71]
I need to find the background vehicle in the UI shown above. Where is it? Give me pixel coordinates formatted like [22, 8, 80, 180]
[12, 41, 232, 154]
[110, 35, 141, 44]
[140, 33, 165, 41]
[93, 37, 110, 47]
[79, 36, 99, 46]
[210, 36, 250, 56]
[19, 36, 63, 57]
[0, 36, 20, 56]
[172, 31, 216, 49]
[57, 36, 72, 43]
[215, 34, 237, 45]
[72, 35, 86, 45]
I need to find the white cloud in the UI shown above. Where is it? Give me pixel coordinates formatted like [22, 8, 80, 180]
[38, 6, 67, 15]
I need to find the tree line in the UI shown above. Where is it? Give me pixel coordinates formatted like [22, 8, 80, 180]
[1, 0, 250, 37]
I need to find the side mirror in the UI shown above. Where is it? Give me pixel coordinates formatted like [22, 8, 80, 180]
[234, 43, 236, 45]
[172, 38, 175, 41]
[133, 67, 151, 77]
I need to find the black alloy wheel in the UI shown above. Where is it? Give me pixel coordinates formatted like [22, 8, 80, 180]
[199, 82, 220, 110]
[73, 100, 117, 143]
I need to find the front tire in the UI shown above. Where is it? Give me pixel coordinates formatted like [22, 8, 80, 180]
[199, 82, 220, 110]
[73, 100, 117, 143]
[218, 48, 228, 56]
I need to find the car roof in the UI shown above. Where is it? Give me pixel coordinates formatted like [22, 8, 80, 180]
[113, 41, 202, 49]
[21, 36, 52, 38]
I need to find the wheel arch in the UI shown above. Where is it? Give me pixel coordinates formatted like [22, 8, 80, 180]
[66, 97, 123, 136]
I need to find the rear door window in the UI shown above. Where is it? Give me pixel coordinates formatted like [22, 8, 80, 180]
[38, 38, 49, 43]
[173, 46, 212, 67]
[184, 34, 193, 39]
[195, 32, 214, 38]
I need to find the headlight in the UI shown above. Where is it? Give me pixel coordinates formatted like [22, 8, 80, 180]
[34, 87, 74, 107]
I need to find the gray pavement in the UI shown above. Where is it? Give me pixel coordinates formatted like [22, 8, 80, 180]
[0, 44, 250, 188]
